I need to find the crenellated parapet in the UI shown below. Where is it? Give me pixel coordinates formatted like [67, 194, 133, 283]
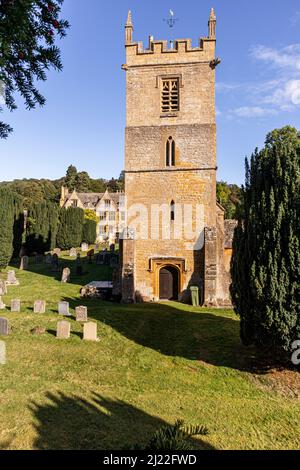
[124, 9, 217, 68]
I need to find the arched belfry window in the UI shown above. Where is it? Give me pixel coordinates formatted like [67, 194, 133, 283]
[166, 137, 176, 167]
[170, 200, 175, 222]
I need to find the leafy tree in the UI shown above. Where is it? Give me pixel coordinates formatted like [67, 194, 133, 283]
[84, 209, 99, 223]
[0, 0, 69, 138]
[217, 181, 243, 219]
[230, 126, 300, 358]
[64, 165, 77, 191]
[56, 207, 84, 249]
[76, 171, 90, 192]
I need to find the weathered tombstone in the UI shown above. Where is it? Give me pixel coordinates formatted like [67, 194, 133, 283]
[58, 301, 70, 316]
[0, 297, 6, 310]
[45, 253, 52, 264]
[34, 300, 46, 314]
[76, 254, 83, 276]
[51, 253, 60, 272]
[83, 322, 98, 341]
[61, 267, 71, 283]
[53, 248, 61, 257]
[75, 306, 88, 322]
[56, 321, 71, 339]
[0, 281, 7, 296]
[0, 318, 9, 336]
[0, 340, 6, 364]
[7, 270, 19, 286]
[69, 248, 77, 258]
[19, 255, 29, 271]
[81, 242, 89, 252]
[11, 299, 21, 313]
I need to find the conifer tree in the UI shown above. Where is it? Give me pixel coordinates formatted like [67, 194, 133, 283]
[56, 207, 84, 249]
[0, 187, 16, 268]
[82, 219, 96, 245]
[231, 126, 300, 358]
[26, 201, 59, 253]
[0, 0, 69, 138]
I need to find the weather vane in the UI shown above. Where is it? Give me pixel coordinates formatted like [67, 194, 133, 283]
[163, 10, 179, 48]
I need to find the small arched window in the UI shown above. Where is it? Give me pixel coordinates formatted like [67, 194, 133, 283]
[166, 137, 176, 167]
[170, 200, 175, 222]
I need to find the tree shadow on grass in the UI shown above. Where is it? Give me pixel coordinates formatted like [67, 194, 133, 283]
[61, 297, 269, 374]
[29, 392, 215, 450]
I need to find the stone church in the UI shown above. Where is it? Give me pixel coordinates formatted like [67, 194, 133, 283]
[119, 9, 236, 306]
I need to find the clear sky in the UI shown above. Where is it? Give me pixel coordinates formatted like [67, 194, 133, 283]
[1, 0, 299, 184]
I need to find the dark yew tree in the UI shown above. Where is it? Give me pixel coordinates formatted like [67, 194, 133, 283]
[231, 126, 300, 358]
[82, 219, 96, 245]
[56, 207, 84, 250]
[0, 0, 69, 138]
[26, 200, 59, 253]
[0, 187, 23, 268]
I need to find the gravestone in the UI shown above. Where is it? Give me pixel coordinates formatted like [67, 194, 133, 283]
[76, 254, 83, 276]
[34, 300, 46, 314]
[69, 248, 77, 258]
[0, 340, 6, 364]
[0, 281, 7, 296]
[7, 270, 19, 286]
[75, 306, 88, 322]
[56, 321, 71, 339]
[0, 280, 7, 295]
[0, 318, 9, 336]
[81, 243, 89, 252]
[83, 322, 98, 341]
[11, 299, 21, 313]
[45, 253, 52, 264]
[0, 297, 5, 310]
[51, 253, 60, 272]
[53, 248, 61, 257]
[20, 256, 29, 271]
[61, 268, 71, 283]
[58, 301, 70, 316]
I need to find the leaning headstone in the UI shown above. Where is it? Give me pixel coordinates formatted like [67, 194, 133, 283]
[45, 253, 52, 264]
[20, 255, 29, 271]
[11, 299, 21, 313]
[0, 280, 7, 296]
[0, 318, 9, 336]
[0, 340, 6, 364]
[69, 248, 77, 258]
[81, 243, 89, 252]
[58, 301, 70, 316]
[61, 267, 71, 283]
[83, 322, 98, 341]
[0, 297, 6, 310]
[34, 300, 46, 314]
[75, 306, 88, 322]
[56, 321, 71, 339]
[53, 248, 61, 257]
[7, 270, 19, 286]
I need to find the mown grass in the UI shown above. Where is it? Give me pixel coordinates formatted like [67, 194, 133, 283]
[0, 255, 299, 450]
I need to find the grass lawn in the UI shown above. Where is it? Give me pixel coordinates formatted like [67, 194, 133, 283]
[0, 254, 299, 450]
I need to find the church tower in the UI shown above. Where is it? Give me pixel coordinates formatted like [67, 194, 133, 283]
[121, 9, 229, 304]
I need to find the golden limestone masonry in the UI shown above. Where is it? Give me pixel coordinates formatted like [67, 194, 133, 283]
[119, 9, 236, 306]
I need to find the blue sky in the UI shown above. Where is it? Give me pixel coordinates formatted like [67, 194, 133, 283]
[1, 0, 299, 184]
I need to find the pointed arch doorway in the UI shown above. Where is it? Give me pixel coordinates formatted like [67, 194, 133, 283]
[159, 265, 179, 300]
